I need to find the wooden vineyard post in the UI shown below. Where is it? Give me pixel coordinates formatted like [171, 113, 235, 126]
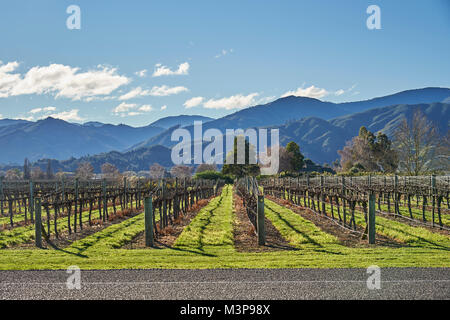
[214, 179, 219, 196]
[342, 176, 346, 226]
[102, 179, 107, 222]
[431, 174, 436, 227]
[368, 193, 376, 244]
[61, 179, 65, 219]
[174, 178, 179, 219]
[144, 196, 154, 247]
[137, 177, 141, 209]
[190, 180, 195, 207]
[0, 177, 4, 217]
[183, 177, 187, 212]
[162, 180, 167, 228]
[29, 180, 34, 221]
[74, 178, 79, 232]
[306, 174, 310, 208]
[123, 177, 127, 210]
[320, 175, 326, 215]
[35, 198, 42, 248]
[394, 175, 398, 216]
[257, 194, 265, 245]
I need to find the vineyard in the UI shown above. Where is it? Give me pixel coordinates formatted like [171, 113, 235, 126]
[0, 175, 449, 270]
[261, 175, 450, 231]
[0, 177, 220, 249]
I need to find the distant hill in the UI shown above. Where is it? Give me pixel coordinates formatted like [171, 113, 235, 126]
[0, 87, 448, 166]
[0, 114, 215, 164]
[30, 145, 173, 173]
[2, 103, 447, 173]
[149, 115, 214, 129]
[131, 87, 450, 149]
[205, 87, 450, 129]
[129, 102, 449, 166]
[126, 125, 184, 151]
[338, 87, 450, 114]
[276, 102, 449, 164]
[0, 117, 165, 164]
[0, 119, 31, 127]
[83, 121, 105, 128]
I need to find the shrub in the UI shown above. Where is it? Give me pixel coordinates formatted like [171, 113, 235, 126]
[193, 170, 234, 184]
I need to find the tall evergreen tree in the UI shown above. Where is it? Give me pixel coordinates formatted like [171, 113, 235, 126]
[222, 136, 260, 177]
[285, 141, 305, 172]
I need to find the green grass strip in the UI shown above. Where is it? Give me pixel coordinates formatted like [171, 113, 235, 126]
[378, 203, 450, 226]
[264, 199, 342, 249]
[174, 185, 234, 252]
[0, 204, 131, 248]
[317, 201, 450, 249]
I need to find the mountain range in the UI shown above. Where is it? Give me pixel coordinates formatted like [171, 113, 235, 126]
[0, 87, 449, 171]
[276, 102, 449, 164]
[0, 115, 213, 164]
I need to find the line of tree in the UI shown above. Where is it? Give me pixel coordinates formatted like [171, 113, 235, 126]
[337, 109, 449, 175]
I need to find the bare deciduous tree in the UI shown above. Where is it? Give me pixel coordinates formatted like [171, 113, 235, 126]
[55, 171, 66, 180]
[5, 169, 21, 181]
[101, 163, 120, 179]
[436, 131, 450, 172]
[259, 145, 293, 174]
[170, 165, 192, 178]
[149, 163, 165, 179]
[393, 109, 442, 175]
[76, 162, 94, 180]
[31, 167, 46, 180]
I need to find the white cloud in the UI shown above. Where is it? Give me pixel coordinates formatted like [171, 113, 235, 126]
[113, 102, 137, 114]
[281, 85, 329, 99]
[256, 96, 276, 105]
[282, 84, 358, 99]
[335, 84, 357, 96]
[84, 95, 117, 102]
[29, 108, 43, 114]
[45, 106, 57, 112]
[152, 62, 190, 77]
[215, 49, 234, 59]
[183, 93, 274, 110]
[183, 96, 204, 108]
[149, 85, 188, 97]
[29, 106, 57, 114]
[139, 105, 153, 112]
[160, 105, 167, 111]
[127, 112, 142, 116]
[203, 93, 259, 110]
[48, 109, 83, 122]
[0, 61, 20, 73]
[113, 103, 154, 116]
[119, 87, 147, 100]
[0, 61, 21, 98]
[13, 115, 35, 121]
[0, 61, 130, 101]
[119, 85, 188, 100]
[135, 69, 147, 77]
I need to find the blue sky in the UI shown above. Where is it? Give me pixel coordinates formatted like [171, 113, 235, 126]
[0, 0, 449, 126]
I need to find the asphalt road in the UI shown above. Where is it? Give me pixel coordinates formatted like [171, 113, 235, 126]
[0, 268, 449, 300]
